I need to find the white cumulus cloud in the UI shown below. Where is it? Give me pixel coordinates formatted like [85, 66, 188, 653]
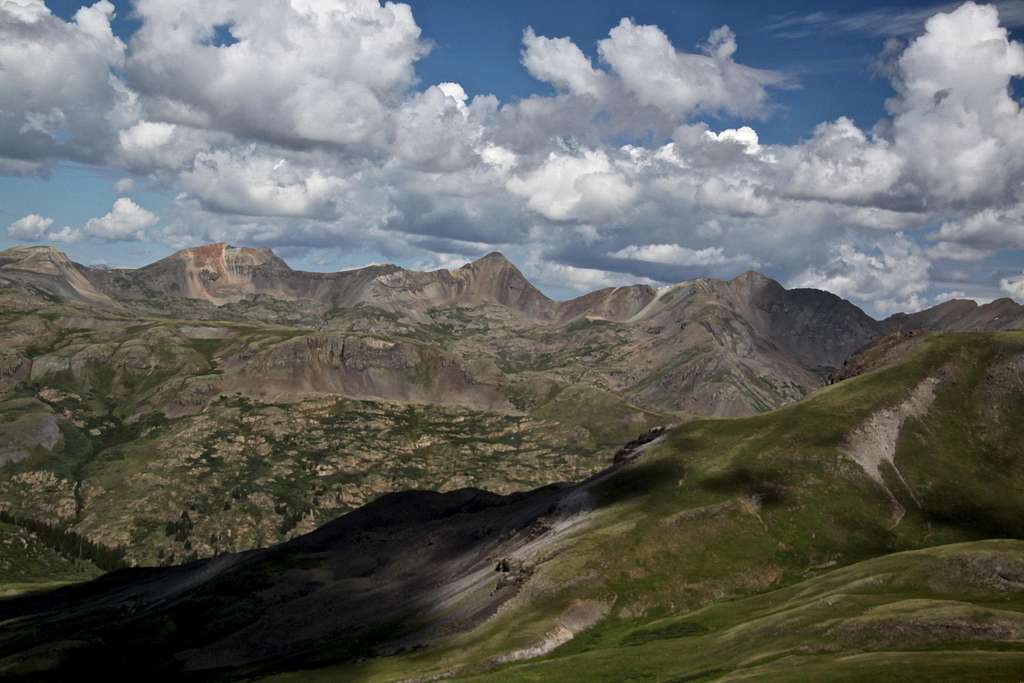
[0, 0, 126, 173]
[125, 0, 429, 148]
[1000, 273, 1024, 301]
[7, 214, 54, 240]
[507, 148, 636, 222]
[608, 243, 748, 266]
[521, 27, 608, 98]
[84, 198, 159, 241]
[889, 1, 1024, 204]
[6, 213, 80, 242]
[597, 20, 785, 119]
[792, 233, 932, 315]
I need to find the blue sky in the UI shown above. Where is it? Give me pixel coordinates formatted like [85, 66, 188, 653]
[2, 0, 1024, 314]
[409, 0, 900, 142]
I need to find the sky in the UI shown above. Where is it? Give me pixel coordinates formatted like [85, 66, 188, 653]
[2, 0, 1024, 316]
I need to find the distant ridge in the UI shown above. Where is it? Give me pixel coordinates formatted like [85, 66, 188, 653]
[5, 242, 1020, 329]
[885, 296, 1024, 331]
[2, 241, 1022, 418]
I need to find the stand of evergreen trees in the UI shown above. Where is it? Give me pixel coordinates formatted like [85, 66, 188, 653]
[0, 509, 128, 572]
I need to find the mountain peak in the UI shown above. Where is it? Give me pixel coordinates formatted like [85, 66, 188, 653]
[460, 250, 527, 280]
[0, 244, 75, 274]
[1, 243, 69, 258]
[0, 244, 114, 304]
[128, 242, 293, 304]
[935, 298, 978, 308]
[471, 251, 512, 265]
[168, 242, 288, 270]
[729, 270, 783, 292]
[442, 250, 554, 317]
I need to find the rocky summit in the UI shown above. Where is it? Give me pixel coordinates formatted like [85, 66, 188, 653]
[1, 244, 1024, 682]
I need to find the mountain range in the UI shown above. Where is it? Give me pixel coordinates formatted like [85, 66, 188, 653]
[5, 242, 1022, 413]
[2, 242, 1024, 569]
[2, 243, 1024, 680]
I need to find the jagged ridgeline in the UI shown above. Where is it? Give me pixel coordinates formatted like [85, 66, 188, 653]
[2, 243, 1024, 574]
[2, 331, 1024, 681]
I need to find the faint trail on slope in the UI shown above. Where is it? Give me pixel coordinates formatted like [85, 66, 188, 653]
[844, 375, 941, 528]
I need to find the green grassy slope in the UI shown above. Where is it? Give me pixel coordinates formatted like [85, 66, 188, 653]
[449, 540, 1024, 683]
[286, 331, 1024, 682]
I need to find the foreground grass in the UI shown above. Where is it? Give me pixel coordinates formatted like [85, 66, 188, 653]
[273, 541, 1024, 683]
[453, 540, 1024, 682]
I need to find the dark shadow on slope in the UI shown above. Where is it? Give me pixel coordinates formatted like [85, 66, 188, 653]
[698, 467, 791, 507]
[589, 459, 684, 508]
[0, 452, 672, 681]
[922, 484, 1024, 540]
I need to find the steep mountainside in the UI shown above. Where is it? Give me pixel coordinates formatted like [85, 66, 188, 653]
[3, 332, 1024, 681]
[601, 273, 887, 413]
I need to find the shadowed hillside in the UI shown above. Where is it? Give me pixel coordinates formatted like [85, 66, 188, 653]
[2, 332, 1023, 681]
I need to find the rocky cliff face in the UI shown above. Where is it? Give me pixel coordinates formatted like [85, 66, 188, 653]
[220, 333, 508, 409]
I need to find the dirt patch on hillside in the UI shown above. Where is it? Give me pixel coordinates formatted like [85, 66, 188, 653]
[829, 608, 1024, 649]
[844, 374, 943, 526]
[942, 551, 1024, 593]
[492, 599, 613, 664]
